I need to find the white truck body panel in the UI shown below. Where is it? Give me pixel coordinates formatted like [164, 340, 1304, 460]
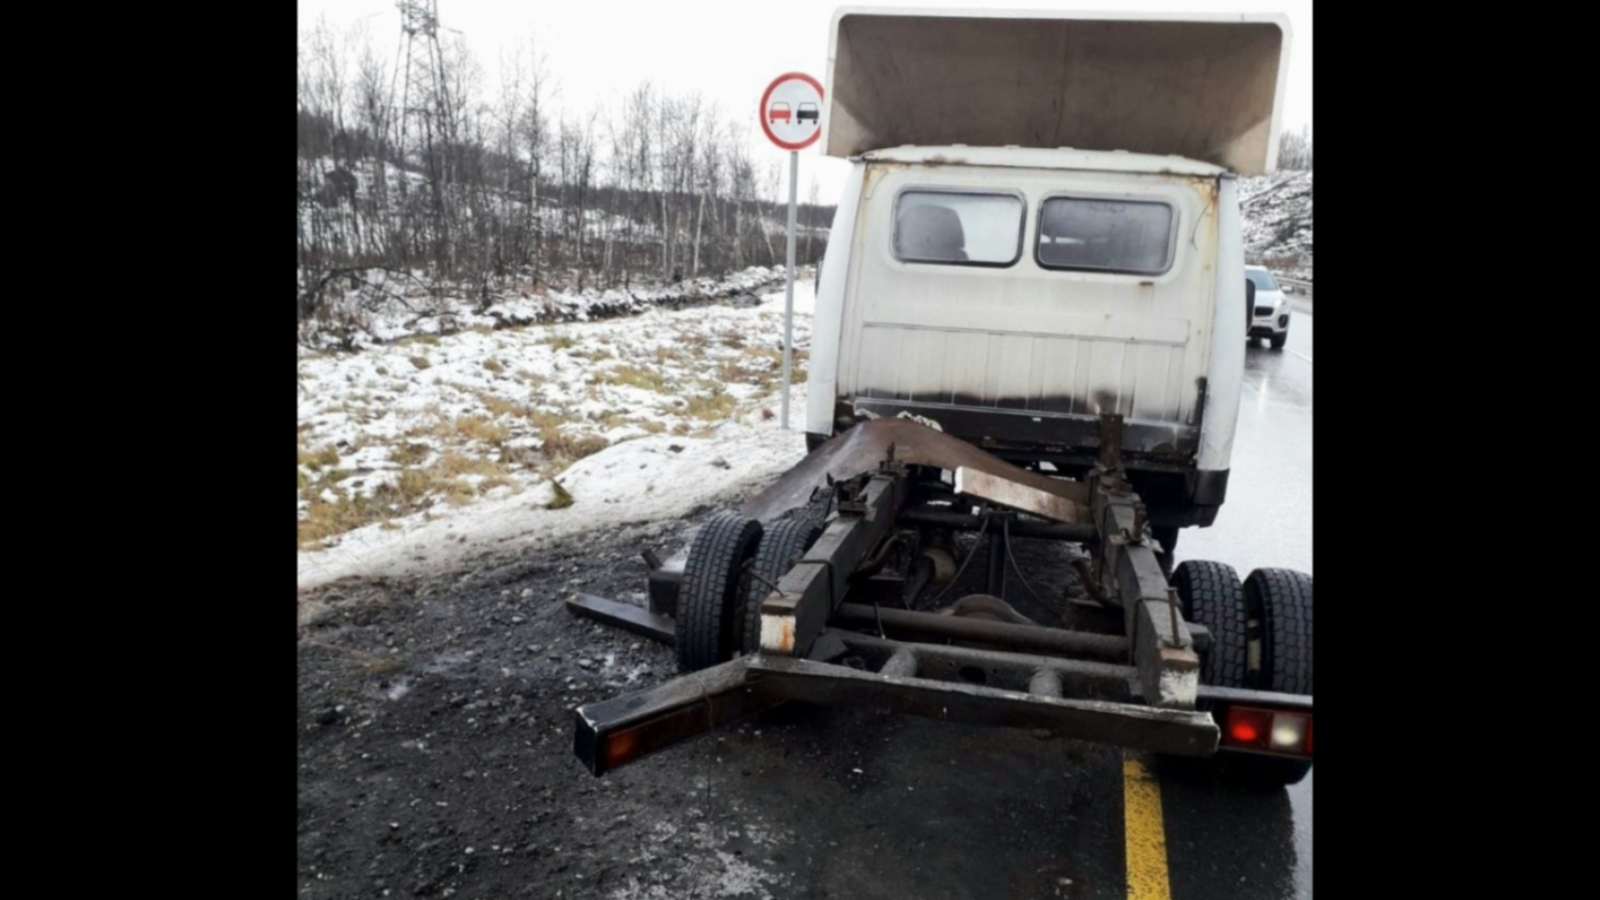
[806, 163, 865, 438]
[808, 148, 1243, 479]
[824, 7, 1292, 175]
[1200, 176, 1245, 472]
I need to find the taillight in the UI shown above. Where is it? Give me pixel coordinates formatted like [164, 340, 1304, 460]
[1225, 706, 1272, 748]
[1221, 705, 1312, 757]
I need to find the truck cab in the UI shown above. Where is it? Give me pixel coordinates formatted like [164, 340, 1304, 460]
[806, 7, 1291, 544]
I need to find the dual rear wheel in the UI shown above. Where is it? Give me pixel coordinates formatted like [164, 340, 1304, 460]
[1169, 561, 1314, 788]
[676, 512, 821, 673]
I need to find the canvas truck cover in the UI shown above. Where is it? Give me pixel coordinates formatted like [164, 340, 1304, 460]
[823, 7, 1291, 175]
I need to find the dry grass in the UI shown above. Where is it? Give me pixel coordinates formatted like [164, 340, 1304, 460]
[441, 415, 509, 446]
[298, 489, 383, 548]
[602, 364, 670, 392]
[598, 411, 669, 435]
[653, 345, 689, 365]
[675, 330, 713, 352]
[389, 442, 432, 466]
[542, 431, 609, 462]
[547, 480, 575, 510]
[479, 393, 526, 418]
[569, 345, 616, 361]
[408, 355, 432, 370]
[298, 451, 518, 548]
[298, 445, 341, 471]
[684, 388, 737, 421]
[540, 334, 578, 351]
[482, 358, 505, 374]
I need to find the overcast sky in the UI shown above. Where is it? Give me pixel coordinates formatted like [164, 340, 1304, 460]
[299, 0, 1312, 202]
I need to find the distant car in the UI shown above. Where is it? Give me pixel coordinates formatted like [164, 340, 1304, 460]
[797, 102, 819, 124]
[769, 102, 791, 124]
[1245, 265, 1290, 350]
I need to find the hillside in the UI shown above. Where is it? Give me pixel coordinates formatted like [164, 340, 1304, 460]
[1240, 170, 1313, 280]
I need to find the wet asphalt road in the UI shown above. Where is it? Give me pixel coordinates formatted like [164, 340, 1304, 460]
[1168, 294, 1313, 900]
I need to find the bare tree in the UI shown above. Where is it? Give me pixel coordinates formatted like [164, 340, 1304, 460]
[295, 32, 834, 322]
[1278, 124, 1313, 170]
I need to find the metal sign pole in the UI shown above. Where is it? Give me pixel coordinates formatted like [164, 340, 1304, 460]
[781, 149, 798, 430]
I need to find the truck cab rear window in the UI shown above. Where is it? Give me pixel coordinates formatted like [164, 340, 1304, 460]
[1036, 197, 1175, 275]
[893, 190, 1024, 267]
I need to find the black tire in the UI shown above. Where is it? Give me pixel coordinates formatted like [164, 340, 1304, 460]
[1269, 332, 1288, 350]
[677, 513, 763, 673]
[1247, 568, 1312, 695]
[1222, 568, 1313, 788]
[1170, 560, 1247, 688]
[736, 519, 822, 654]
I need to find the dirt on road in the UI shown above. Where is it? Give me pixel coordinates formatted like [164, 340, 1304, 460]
[297, 510, 1127, 900]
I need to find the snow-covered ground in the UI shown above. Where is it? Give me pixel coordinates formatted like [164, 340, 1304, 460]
[298, 265, 789, 353]
[298, 274, 817, 589]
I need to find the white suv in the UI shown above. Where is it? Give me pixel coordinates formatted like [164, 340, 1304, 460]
[1246, 265, 1291, 350]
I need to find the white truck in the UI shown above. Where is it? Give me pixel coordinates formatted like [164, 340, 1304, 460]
[808, 7, 1294, 556]
[571, 8, 1312, 791]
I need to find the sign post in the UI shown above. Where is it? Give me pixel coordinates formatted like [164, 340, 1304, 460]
[758, 72, 823, 430]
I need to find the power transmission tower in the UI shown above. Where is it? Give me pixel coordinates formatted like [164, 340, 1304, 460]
[392, 0, 455, 264]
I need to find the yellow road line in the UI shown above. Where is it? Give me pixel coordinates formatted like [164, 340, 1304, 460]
[1123, 753, 1172, 900]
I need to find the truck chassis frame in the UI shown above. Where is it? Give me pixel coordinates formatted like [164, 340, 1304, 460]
[567, 418, 1312, 779]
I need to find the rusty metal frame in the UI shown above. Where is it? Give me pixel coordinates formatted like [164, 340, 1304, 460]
[568, 418, 1279, 777]
[567, 593, 676, 644]
[571, 625, 1220, 776]
[758, 468, 908, 657]
[746, 654, 1215, 756]
[573, 657, 779, 776]
[1086, 415, 1202, 709]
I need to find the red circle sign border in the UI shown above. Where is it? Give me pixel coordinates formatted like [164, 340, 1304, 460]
[759, 72, 824, 152]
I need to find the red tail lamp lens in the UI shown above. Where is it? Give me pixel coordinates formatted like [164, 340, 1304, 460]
[1220, 705, 1313, 757]
[1223, 706, 1273, 749]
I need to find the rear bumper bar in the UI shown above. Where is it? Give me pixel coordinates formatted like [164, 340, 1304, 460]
[573, 640, 1259, 776]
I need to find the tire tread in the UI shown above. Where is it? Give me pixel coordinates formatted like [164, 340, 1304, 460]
[677, 513, 763, 672]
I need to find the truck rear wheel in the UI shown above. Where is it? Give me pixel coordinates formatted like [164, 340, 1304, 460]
[1248, 568, 1313, 695]
[1170, 560, 1247, 688]
[736, 519, 822, 654]
[677, 513, 764, 673]
[1165, 563, 1313, 789]
[1224, 568, 1313, 788]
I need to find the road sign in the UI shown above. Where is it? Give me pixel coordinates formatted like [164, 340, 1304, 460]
[759, 72, 823, 151]
[759, 72, 823, 430]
